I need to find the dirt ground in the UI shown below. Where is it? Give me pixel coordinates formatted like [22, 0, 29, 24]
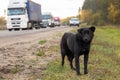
[0, 27, 73, 80]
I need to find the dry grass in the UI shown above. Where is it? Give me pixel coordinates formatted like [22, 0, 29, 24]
[0, 17, 6, 30]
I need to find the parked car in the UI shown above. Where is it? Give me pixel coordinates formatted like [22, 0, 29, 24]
[69, 18, 80, 27]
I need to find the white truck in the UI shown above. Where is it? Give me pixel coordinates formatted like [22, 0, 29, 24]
[7, 0, 42, 31]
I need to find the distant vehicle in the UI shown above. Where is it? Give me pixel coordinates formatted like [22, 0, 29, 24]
[42, 12, 54, 28]
[69, 18, 80, 27]
[7, 0, 42, 31]
[53, 17, 61, 26]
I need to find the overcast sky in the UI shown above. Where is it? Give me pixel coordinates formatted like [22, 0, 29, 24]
[0, 0, 84, 18]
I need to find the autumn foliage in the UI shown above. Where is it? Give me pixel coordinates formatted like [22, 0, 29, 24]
[81, 0, 120, 25]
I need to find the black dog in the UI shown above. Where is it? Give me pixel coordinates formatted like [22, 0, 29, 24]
[60, 26, 95, 75]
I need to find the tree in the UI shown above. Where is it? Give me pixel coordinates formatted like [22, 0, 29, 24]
[108, 0, 120, 24]
[81, 9, 92, 24]
[81, 0, 120, 25]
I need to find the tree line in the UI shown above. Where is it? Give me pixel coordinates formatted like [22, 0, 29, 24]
[81, 0, 120, 25]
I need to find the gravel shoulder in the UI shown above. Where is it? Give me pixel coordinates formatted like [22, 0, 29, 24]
[0, 27, 73, 80]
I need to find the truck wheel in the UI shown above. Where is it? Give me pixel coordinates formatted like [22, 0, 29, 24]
[36, 23, 41, 29]
[35, 27, 40, 29]
[8, 29, 12, 31]
[27, 23, 33, 29]
[22, 28, 27, 30]
[14, 28, 20, 31]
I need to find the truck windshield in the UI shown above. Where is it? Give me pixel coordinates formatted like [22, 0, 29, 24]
[42, 15, 51, 19]
[8, 8, 25, 16]
[71, 18, 79, 21]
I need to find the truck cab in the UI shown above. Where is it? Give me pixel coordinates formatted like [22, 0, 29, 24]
[42, 12, 54, 27]
[53, 17, 61, 26]
[7, 0, 42, 31]
[7, 0, 28, 31]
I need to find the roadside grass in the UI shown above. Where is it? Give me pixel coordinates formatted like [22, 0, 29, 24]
[38, 40, 47, 45]
[35, 48, 45, 57]
[48, 45, 60, 53]
[10, 65, 21, 74]
[0, 76, 5, 80]
[42, 26, 120, 80]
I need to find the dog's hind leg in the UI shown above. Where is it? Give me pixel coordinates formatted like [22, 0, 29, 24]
[61, 53, 65, 66]
[67, 54, 75, 70]
[70, 57, 75, 70]
[61, 49, 66, 66]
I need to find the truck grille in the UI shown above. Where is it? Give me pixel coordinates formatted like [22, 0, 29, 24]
[11, 22, 21, 27]
[12, 25, 20, 27]
[12, 22, 20, 24]
[11, 18, 21, 20]
[42, 21, 49, 25]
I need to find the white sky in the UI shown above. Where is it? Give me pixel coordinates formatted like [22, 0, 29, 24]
[0, 0, 84, 18]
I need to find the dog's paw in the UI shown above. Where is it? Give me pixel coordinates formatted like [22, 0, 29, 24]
[84, 71, 88, 74]
[77, 73, 81, 75]
[76, 72, 81, 75]
[71, 67, 76, 70]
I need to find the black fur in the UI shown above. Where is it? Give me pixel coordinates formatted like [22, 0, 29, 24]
[60, 26, 95, 75]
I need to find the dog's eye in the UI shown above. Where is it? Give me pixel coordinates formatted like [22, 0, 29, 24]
[86, 31, 89, 34]
[84, 30, 89, 34]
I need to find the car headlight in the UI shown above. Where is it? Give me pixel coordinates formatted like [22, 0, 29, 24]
[7, 23, 9, 26]
[23, 22, 25, 25]
[22, 22, 27, 26]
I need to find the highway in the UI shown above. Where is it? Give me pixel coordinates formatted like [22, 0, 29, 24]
[0, 26, 67, 38]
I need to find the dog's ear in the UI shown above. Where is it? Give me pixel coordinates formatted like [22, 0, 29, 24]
[89, 26, 95, 32]
[77, 28, 83, 34]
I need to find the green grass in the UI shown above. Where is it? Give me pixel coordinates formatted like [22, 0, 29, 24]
[35, 49, 45, 56]
[38, 40, 47, 45]
[0, 76, 5, 80]
[48, 45, 60, 53]
[41, 26, 120, 80]
[10, 65, 20, 74]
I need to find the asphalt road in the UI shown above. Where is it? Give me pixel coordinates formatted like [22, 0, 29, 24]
[0, 26, 66, 38]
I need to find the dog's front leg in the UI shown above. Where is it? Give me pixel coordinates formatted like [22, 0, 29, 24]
[84, 54, 89, 74]
[75, 55, 80, 75]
